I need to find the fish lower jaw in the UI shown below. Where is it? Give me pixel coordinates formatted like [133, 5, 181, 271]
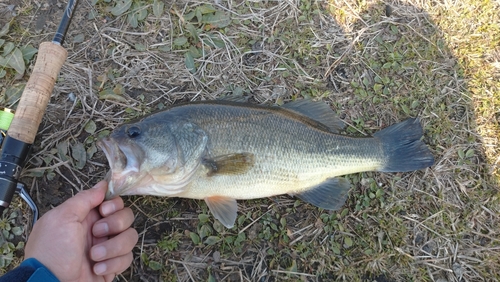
[105, 170, 142, 198]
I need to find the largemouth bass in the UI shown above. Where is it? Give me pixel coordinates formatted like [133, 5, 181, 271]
[98, 99, 434, 228]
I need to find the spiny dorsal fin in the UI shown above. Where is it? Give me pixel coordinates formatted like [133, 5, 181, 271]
[294, 177, 350, 210]
[205, 196, 238, 228]
[282, 100, 345, 133]
[202, 153, 255, 176]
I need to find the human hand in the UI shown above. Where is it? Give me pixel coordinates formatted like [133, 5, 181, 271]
[24, 181, 138, 282]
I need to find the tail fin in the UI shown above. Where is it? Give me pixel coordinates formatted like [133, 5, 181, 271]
[374, 118, 434, 172]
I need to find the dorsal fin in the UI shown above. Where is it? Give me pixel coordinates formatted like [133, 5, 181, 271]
[282, 100, 345, 133]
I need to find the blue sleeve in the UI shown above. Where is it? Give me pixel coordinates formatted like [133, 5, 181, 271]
[0, 258, 59, 282]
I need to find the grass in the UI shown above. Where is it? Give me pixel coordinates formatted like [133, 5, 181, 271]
[0, 0, 499, 281]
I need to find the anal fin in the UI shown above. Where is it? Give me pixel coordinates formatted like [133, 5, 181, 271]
[295, 178, 351, 210]
[205, 196, 238, 228]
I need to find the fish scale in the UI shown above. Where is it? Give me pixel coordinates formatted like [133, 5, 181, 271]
[98, 99, 434, 228]
[176, 107, 380, 198]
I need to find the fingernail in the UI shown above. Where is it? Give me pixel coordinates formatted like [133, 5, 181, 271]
[101, 202, 115, 216]
[92, 246, 107, 261]
[93, 222, 109, 237]
[94, 263, 107, 275]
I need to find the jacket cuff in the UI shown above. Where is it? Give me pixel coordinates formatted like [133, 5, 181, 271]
[22, 258, 60, 282]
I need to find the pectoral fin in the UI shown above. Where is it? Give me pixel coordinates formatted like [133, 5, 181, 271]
[295, 178, 351, 210]
[205, 196, 238, 228]
[202, 153, 255, 176]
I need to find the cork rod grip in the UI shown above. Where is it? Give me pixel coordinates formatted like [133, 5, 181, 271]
[8, 42, 67, 144]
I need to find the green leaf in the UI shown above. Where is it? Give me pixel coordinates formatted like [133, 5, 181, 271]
[205, 35, 225, 48]
[72, 34, 85, 43]
[0, 69, 5, 79]
[173, 36, 188, 46]
[88, 10, 98, 20]
[237, 215, 246, 226]
[134, 43, 147, 51]
[84, 120, 97, 134]
[16, 241, 24, 250]
[212, 220, 224, 234]
[332, 246, 340, 255]
[195, 8, 202, 23]
[207, 273, 216, 282]
[6, 48, 25, 75]
[140, 253, 148, 263]
[204, 236, 220, 246]
[57, 141, 69, 162]
[136, 5, 148, 21]
[186, 23, 199, 43]
[184, 11, 196, 21]
[46, 170, 56, 181]
[189, 232, 200, 244]
[411, 100, 420, 109]
[198, 224, 211, 240]
[0, 39, 5, 48]
[198, 4, 216, 14]
[401, 104, 410, 115]
[188, 46, 202, 58]
[71, 142, 87, 170]
[373, 83, 383, 92]
[465, 149, 475, 158]
[148, 260, 162, 270]
[184, 52, 196, 73]
[3, 84, 25, 106]
[158, 45, 170, 52]
[128, 13, 138, 28]
[20, 45, 38, 61]
[96, 130, 110, 139]
[0, 55, 7, 67]
[202, 11, 231, 28]
[344, 236, 353, 248]
[198, 213, 210, 223]
[0, 22, 10, 37]
[11, 226, 23, 236]
[153, 0, 164, 17]
[111, 0, 132, 16]
[3, 42, 15, 56]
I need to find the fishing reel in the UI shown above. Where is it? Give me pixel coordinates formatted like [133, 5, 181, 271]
[0, 107, 39, 228]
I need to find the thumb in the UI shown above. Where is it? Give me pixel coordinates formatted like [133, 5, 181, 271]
[58, 181, 108, 222]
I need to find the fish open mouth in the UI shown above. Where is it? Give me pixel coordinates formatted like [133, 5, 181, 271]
[97, 138, 143, 199]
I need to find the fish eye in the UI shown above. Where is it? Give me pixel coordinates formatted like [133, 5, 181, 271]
[127, 126, 141, 138]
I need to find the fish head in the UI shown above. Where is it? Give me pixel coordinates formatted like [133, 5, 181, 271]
[98, 119, 185, 199]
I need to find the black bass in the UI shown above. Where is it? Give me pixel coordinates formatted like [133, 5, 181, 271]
[98, 99, 434, 228]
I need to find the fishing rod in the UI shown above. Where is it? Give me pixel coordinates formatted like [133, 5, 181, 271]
[0, 0, 79, 227]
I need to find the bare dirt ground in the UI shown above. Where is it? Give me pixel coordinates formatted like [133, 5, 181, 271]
[1, 0, 499, 281]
